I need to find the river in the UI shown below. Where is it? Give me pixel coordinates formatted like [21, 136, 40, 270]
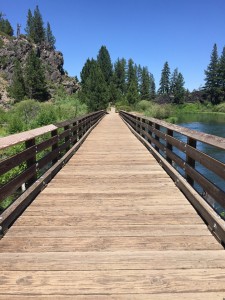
[175, 113, 225, 216]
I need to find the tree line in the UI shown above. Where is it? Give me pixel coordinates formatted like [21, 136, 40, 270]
[25, 6, 56, 49]
[79, 46, 187, 111]
[80, 46, 157, 111]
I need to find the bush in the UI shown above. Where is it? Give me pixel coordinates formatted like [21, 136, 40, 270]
[144, 103, 172, 119]
[35, 103, 57, 126]
[213, 102, 225, 113]
[136, 100, 152, 111]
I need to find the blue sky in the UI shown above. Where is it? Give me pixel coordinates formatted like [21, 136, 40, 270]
[2, 0, 225, 91]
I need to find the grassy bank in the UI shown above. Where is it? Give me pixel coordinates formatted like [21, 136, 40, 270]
[116, 100, 225, 123]
[0, 93, 87, 136]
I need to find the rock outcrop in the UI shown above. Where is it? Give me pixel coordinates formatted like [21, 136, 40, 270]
[0, 34, 80, 105]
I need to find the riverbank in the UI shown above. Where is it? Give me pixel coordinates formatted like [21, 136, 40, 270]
[115, 100, 225, 123]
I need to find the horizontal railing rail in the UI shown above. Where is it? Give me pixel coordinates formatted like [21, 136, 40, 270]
[119, 110, 225, 245]
[0, 110, 106, 234]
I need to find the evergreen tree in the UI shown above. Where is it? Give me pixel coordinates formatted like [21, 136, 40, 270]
[80, 58, 94, 84]
[204, 44, 220, 104]
[140, 66, 151, 100]
[80, 59, 109, 111]
[0, 13, 13, 36]
[33, 5, 45, 44]
[170, 69, 185, 103]
[9, 60, 26, 102]
[25, 9, 34, 40]
[24, 49, 48, 100]
[127, 80, 140, 105]
[113, 58, 126, 95]
[218, 46, 225, 101]
[126, 59, 139, 104]
[97, 46, 113, 84]
[158, 61, 170, 94]
[46, 22, 56, 49]
[149, 73, 156, 99]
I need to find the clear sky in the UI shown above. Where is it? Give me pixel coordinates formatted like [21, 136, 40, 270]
[1, 0, 225, 91]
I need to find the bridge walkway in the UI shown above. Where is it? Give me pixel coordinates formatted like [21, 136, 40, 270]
[0, 112, 225, 299]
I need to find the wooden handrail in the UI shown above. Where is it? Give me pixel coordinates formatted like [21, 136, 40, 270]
[0, 110, 106, 232]
[119, 110, 225, 245]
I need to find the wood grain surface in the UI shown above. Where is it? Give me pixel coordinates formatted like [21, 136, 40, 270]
[0, 111, 224, 298]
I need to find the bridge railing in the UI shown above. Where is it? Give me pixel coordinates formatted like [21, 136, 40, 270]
[0, 110, 106, 234]
[120, 110, 225, 244]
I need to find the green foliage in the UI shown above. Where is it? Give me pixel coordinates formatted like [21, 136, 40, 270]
[170, 68, 185, 103]
[25, 7, 55, 47]
[97, 45, 113, 84]
[213, 102, 225, 113]
[204, 44, 220, 104]
[24, 49, 48, 100]
[136, 100, 153, 111]
[8, 59, 26, 102]
[113, 58, 127, 96]
[158, 61, 170, 94]
[80, 59, 109, 111]
[35, 103, 57, 126]
[46, 21, 56, 49]
[0, 13, 13, 36]
[143, 102, 172, 119]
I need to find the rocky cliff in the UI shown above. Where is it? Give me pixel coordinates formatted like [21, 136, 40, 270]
[0, 34, 80, 106]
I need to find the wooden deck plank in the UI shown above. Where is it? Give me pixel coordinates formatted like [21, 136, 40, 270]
[1, 250, 225, 271]
[1, 269, 225, 294]
[0, 111, 224, 298]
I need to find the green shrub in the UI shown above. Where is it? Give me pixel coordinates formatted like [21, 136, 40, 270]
[35, 103, 57, 126]
[213, 102, 225, 113]
[144, 103, 172, 119]
[136, 100, 152, 111]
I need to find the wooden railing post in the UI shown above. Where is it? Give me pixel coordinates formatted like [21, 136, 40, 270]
[148, 121, 153, 145]
[51, 129, 58, 164]
[72, 121, 77, 145]
[166, 129, 173, 164]
[64, 125, 70, 152]
[186, 137, 197, 186]
[141, 118, 145, 138]
[154, 123, 160, 152]
[25, 138, 37, 188]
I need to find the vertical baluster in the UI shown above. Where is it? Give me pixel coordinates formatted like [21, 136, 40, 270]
[25, 138, 37, 189]
[166, 129, 173, 164]
[51, 129, 58, 164]
[148, 120, 153, 145]
[64, 125, 70, 152]
[186, 137, 196, 186]
[154, 123, 160, 152]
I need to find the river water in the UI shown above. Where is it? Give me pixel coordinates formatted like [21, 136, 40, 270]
[175, 113, 225, 216]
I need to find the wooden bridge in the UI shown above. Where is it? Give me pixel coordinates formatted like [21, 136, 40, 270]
[0, 110, 225, 299]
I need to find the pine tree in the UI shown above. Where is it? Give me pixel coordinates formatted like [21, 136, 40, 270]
[158, 61, 170, 94]
[218, 46, 225, 101]
[149, 73, 156, 99]
[80, 58, 94, 84]
[140, 66, 151, 100]
[24, 49, 48, 100]
[97, 46, 113, 84]
[0, 13, 13, 36]
[46, 22, 56, 49]
[25, 9, 34, 40]
[113, 58, 126, 95]
[32, 6, 45, 44]
[80, 59, 109, 111]
[204, 44, 220, 104]
[126, 59, 139, 104]
[9, 60, 26, 102]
